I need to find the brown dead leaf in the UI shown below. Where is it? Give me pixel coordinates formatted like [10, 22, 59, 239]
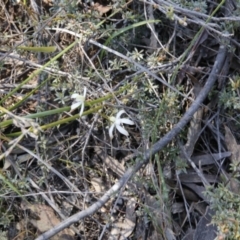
[104, 154, 125, 177]
[191, 152, 231, 166]
[21, 203, 74, 240]
[93, 3, 112, 15]
[179, 172, 219, 183]
[171, 202, 184, 214]
[166, 178, 199, 202]
[193, 207, 217, 240]
[223, 126, 240, 193]
[121, 198, 136, 239]
[183, 183, 208, 202]
[110, 198, 136, 240]
[224, 125, 240, 166]
[91, 177, 104, 193]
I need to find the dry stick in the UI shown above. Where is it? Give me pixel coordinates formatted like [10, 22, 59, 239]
[36, 44, 228, 240]
[0, 52, 89, 80]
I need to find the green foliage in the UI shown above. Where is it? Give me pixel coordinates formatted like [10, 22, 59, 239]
[50, 0, 79, 15]
[220, 75, 240, 110]
[135, 83, 181, 140]
[171, 0, 207, 13]
[0, 173, 28, 227]
[205, 184, 240, 239]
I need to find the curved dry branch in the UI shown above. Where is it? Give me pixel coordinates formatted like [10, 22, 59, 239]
[35, 44, 228, 240]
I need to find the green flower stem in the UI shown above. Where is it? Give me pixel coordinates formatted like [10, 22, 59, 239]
[5, 106, 102, 138]
[0, 85, 129, 129]
[100, 113, 111, 121]
[0, 106, 13, 115]
[100, 19, 160, 59]
[40, 106, 102, 130]
[0, 172, 26, 199]
[0, 83, 131, 137]
[0, 106, 69, 129]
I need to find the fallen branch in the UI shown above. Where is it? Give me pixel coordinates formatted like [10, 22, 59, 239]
[35, 43, 227, 240]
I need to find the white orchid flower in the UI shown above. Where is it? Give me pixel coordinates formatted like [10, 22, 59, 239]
[109, 110, 135, 139]
[71, 87, 87, 116]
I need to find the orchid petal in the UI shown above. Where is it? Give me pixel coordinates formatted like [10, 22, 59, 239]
[79, 102, 85, 116]
[119, 118, 134, 125]
[71, 93, 80, 99]
[76, 96, 85, 101]
[116, 110, 126, 119]
[109, 123, 115, 139]
[83, 87, 87, 98]
[71, 101, 82, 110]
[116, 124, 129, 137]
[108, 110, 134, 139]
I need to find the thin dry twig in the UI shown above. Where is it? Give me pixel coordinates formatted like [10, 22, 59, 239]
[146, 0, 234, 38]
[46, 27, 194, 101]
[1, 138, 85, 197]
[0, 53, 89, 80]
